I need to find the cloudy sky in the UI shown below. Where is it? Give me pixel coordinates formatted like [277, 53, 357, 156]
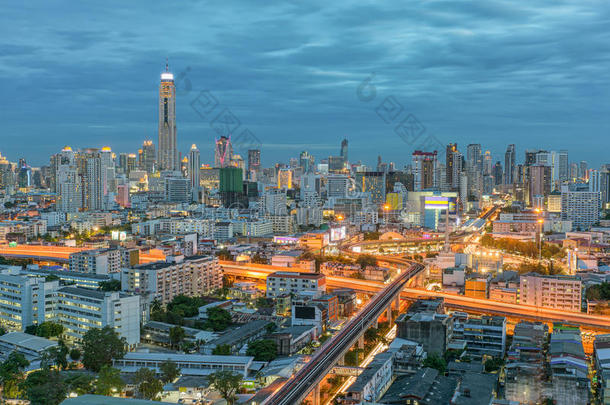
[2, 1, 609, 168]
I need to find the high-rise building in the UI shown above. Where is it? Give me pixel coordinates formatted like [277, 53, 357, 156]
[164, 176, 190, 203]
[579, 161, 589, 181]
[600, 167, 610, 209]
[299, 151, 314, 173]
[529, 164, 551, 203]
[340, 138, 348, 163]
[504, 144, 516, 185]
[569, 162, 579, 181]
[561, 184, 601, 230]
[277, 168, 293, 189]
[557, 150, 569, 183]
[188, 144, 200, 192]
[247, 149, 261, 174]
[157, 62, 178, 171]
[357, 171, 386, 204]
[215, 136, 233, 168]
[412, 151, 438, 191]
[219, 167, 244, 207]
[466, 144, 482, 198]
[140, 140, 156, 173]
[493, 161, 503, 186]
[55, 146, 81, 213]
[446, 143, 457, 189]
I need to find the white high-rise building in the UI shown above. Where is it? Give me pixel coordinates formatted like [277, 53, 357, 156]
[55, 146, 82, 213]
[157, 63, 178, 171]
[188, 144, 201, 191]
[561, 185, 601, 230]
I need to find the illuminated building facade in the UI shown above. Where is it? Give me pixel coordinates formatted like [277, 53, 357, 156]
[157, 62, 178, 171]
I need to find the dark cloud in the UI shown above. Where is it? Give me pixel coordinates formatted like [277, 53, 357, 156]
[0, 0, 609, 167]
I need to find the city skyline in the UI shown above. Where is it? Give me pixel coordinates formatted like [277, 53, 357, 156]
[2, 1, 609, 167]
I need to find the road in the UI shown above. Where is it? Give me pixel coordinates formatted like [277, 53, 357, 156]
[0, 244, 165, 264]
[221, 262, 610, 332]
[264, 262, 424, 405]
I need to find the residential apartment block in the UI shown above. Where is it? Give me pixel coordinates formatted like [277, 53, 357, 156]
[122, 255, 222, 304]
[266, 271, 326, 299]
[520, 273, 582, 312]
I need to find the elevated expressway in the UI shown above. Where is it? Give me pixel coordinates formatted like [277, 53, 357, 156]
[0, 244, 165, 264]
[263, 261, 424, 405]
[222, 262, 610, 333]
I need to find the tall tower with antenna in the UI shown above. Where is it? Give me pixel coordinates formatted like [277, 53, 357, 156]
[157, 60, 178, 171]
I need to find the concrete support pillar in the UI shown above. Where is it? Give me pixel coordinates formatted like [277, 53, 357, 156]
[338, 355, 345, 366]
[386, 305, 392, 322]
[394, 295, 400, 310]
[358, 335, 365, 349]
[312, 383, 321, 405]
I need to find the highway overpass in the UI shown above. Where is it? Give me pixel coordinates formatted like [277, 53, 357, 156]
[263, 261, 424, 405]
[0, 245, 165, 265]
[222, 262, 610, 333]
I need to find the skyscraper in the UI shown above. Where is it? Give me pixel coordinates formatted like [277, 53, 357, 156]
[504, 144, 516, 185]
[340, 138, 348, 163]
[157, 62, 178, 171]
[412, 151, 438, 191]
[248, 149, 261, 173]
[215, 136, 233, 168]
[466, 144, 482, 197]
[140, 140, 156, 173]
[446, 143, 457, 189]
[299, 151, 314, 173]
[493, 161, 503, 186]
[188, 144, 200, 190]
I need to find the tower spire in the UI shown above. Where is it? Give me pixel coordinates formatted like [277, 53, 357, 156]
[165, 58, 169, 72]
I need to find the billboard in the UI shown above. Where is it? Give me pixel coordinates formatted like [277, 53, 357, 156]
[424, 196, 457, 213]
[294, 306, 316, 320]
[330, 226, 347, 242]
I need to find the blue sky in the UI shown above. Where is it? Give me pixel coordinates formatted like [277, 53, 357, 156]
[1, 1, 609, 168]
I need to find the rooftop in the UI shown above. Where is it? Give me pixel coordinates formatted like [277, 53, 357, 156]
[0, 332, 57, 353]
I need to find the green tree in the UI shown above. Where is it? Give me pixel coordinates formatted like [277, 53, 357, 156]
[95, 365, 125, 396]
[64, 373, 95, 395]
[81, 326, 126, 372]
[134, 367, 163, 400]
[36, 321, 64, 338]
[22, 369, 68, 405]
[356, 254, 377, 269]
[206, 306, 232, 331]
[69, 348, 81, 362]
[212, 344, 232, 355]
[423, 353, 447, 373]
[98, 279, 122, 292]
[208, 371, 242, 405]
[42, 340, 69, 370]
[0, 352, 29, 400]
[216, 248, 232, 261]
[159, 360, 181, 383]
[246, 340, 278, 362]
[484, 357, 505, 372]
[169, 326, 186, 349]
[251, 253, 268, 264]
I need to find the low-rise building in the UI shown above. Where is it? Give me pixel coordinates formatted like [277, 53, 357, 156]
[113, 352, 253, 376]
[549, 324, 589, 405]
[270, 325, 317, 356]
[202, 320, 270, 355]
[520, 273, 582, 312]
[460, 315, 506, 359]
[465, 273, 490, 299]
[343, 351, 394, 404]
[266, 271, 326, 299]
